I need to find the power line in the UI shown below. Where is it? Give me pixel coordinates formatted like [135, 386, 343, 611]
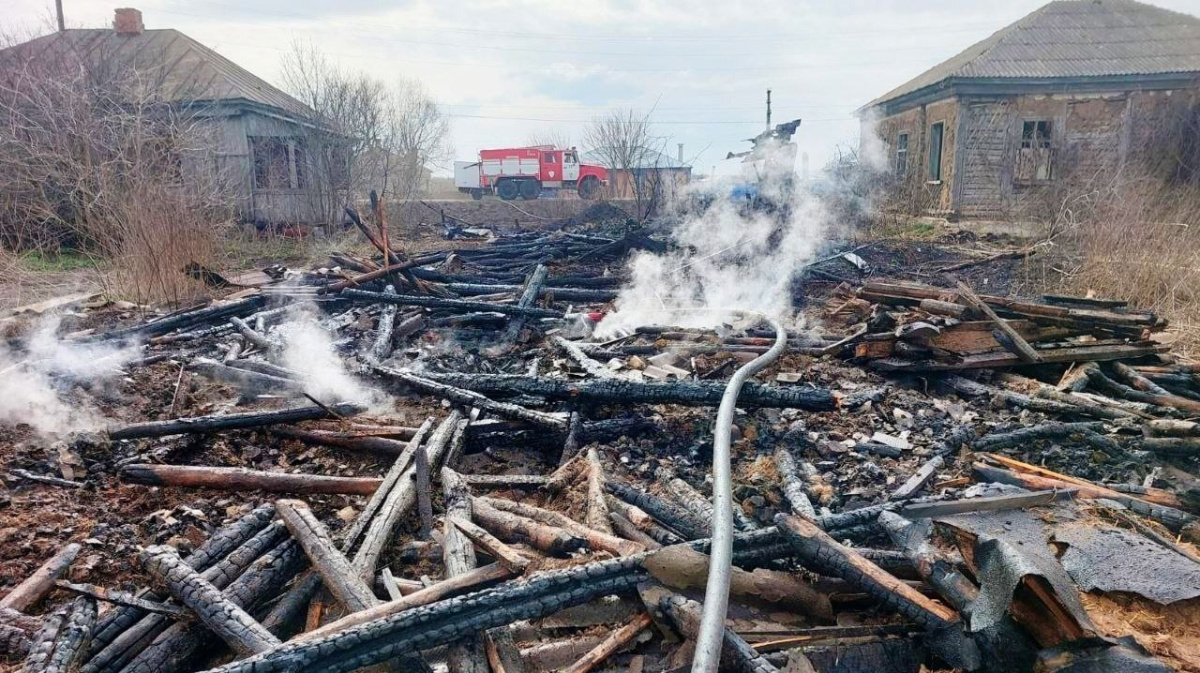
[443, 113, 855, 124]
[162, 1, 1000, 44]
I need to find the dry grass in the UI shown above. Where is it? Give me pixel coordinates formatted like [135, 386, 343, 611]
[1024, 175, 1200, 358]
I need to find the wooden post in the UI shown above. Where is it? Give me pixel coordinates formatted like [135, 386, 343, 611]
[276, 500, 377, 613]
[0, 543, 80, 612]
[441, 468, 490, 672]
[354, 410, 463, 582]
[585, 447, 613, 535]
[120, 464, 382, 495]
[414, 442, 434, 539]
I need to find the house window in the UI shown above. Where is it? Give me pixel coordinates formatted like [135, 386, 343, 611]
[928, 122, 944, 181]
[895, 133, 909, 177]
[1016, 120, 1053, 181]
[251, 136, 304, 190]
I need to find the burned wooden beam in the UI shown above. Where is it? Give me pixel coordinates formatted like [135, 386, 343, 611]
[376, 366, 567, 431]
[120, 539, 305, 673]
[496, 264, 549, 346]
[275, 500, 376, 613]
[85, 504, 277, 663]
[19, 596, 95, 673]
[448, 283, 616, 302]
[955, 281, 1041, 363]
[269, 426, 411, 455]
[774, 514, 958, 631]
[0, 543, 80, 612]
[420, 371, 839, 411]
[774, 447, 816, 518]
[441, 468, 490, 673]
[120, 464, 382, 495]
[472, 500, 587, 556]
[479, 497, 644, 556]
[606, 481, 710, 540]
[341, 288, 564, 319]
[87, 296, 266, 342]
[353, 411, 463, 581]
[108, 403, 365, 440]
[53, 582, 188, 619]
[650, 587, 779, 673]
[561, 612, 652, 673]
[141, 546, 280, 656]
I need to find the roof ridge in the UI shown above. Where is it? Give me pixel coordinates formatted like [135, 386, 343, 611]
[863, 0, 1200, 111]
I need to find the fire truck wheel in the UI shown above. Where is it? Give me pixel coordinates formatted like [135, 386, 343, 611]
[496, 180, 519, 201]
[519, 180, 541, 200]
[470, 188, 483, 200]
[578, 176, 600, 200]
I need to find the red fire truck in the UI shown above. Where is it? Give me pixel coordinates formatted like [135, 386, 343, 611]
[454, 146, 608, 200]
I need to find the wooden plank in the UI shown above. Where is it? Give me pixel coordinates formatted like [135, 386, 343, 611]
[955, 281, 1041, 363]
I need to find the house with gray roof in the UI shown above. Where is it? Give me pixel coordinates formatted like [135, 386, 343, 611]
[0, 8, 324, 225]
[860, 0, 1200, 218]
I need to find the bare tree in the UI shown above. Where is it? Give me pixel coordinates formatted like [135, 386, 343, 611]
[525, 128, 572, 150]
[279, 42, 450, 225]
[583, 109, 668, 223]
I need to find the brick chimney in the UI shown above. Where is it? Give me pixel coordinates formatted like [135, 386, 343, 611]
[113, 8, 144, 35]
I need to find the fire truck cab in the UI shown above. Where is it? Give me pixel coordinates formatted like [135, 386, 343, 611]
[454, 146, 607, 200]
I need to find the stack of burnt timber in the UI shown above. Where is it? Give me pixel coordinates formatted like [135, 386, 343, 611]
[7, 224, 1200, 673]
[850, 280, 1168, 371]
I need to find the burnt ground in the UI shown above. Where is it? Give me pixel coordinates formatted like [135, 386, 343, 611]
[0, 228, 1197, 672]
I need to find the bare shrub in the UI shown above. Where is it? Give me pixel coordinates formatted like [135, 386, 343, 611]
[0, 35, 235, 306]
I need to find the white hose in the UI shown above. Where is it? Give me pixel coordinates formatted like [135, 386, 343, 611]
[691, 313, 787, 673]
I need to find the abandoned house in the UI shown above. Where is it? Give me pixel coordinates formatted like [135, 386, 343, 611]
[860, 0, 1200, 218]
[0, 8, 326, 226]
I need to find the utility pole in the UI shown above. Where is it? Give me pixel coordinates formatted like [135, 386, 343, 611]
[765, 89, 772, 131]
[55, 0, 65, 31]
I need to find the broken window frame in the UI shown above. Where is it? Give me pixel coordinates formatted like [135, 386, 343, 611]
[250, 136, 306, 190]
[896, 132, 909, 177]
[927, 122, 944, 182]
[1016, 120, 1054, 183]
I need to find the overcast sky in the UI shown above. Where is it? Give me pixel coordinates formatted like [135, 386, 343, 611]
[8, 0, 1200, 175]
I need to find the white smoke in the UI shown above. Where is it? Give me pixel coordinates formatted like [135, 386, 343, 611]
[274, 306, 382, 406]
[595, 142, 830, 337]
[0, 316, 142, 435]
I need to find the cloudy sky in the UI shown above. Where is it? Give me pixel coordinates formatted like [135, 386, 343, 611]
[8, 0, 1199, 175]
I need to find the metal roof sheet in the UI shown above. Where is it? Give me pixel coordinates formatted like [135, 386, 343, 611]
[867, 0, 1200, 108]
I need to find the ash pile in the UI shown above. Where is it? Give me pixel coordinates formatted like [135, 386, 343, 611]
[2, 214, 1200, 673]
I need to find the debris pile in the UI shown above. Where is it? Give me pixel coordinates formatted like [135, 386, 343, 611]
[1, 218, 1200, 673]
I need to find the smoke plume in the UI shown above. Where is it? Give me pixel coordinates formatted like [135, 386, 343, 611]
[0, 316, 142, 435]
[275, 306, 382, 406]
[595, 142, 830, 337]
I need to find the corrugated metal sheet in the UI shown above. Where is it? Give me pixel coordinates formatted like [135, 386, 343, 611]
[868, 0, 1200, 108]
[0, 28, 311, 119]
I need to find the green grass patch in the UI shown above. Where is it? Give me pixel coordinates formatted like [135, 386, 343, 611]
[18, 250, 101, 272]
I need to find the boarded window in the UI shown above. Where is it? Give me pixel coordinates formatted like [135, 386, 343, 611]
[928, 122, 944, 181]
[896, 133, 909, 177]
[251, 137, 291, 189]
[292, 140, 307, 189]
[1016, 120, 1053, 181]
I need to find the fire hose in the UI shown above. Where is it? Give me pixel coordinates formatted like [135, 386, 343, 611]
[692, 313, 788, 673]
